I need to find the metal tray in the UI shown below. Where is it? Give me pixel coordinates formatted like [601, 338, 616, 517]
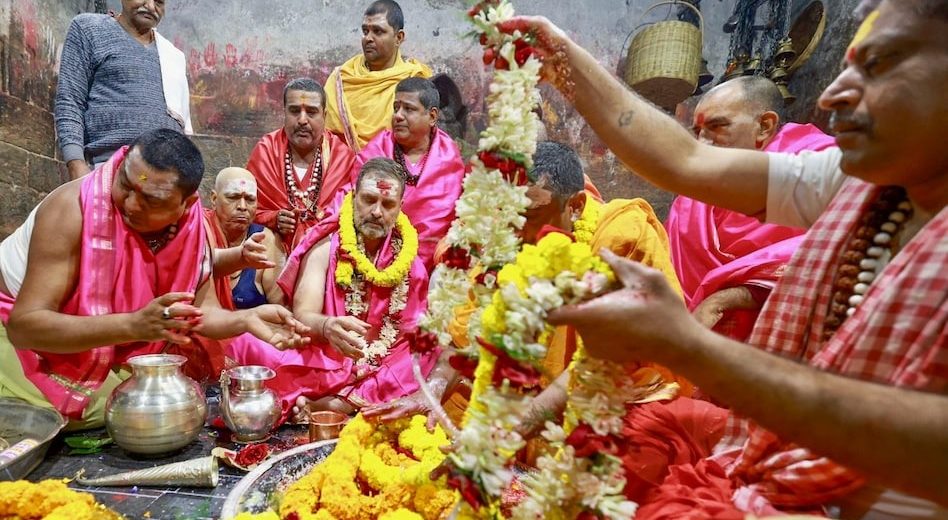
[220, 439, 337, 519]
[0, 397, 66, 481]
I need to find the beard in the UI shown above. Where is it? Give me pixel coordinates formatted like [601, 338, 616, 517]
[358, 221, 389, 241]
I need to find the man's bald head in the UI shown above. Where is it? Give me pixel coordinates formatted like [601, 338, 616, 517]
[701, 76, 785, 122]
[693, 76, 784, 150]
[214, 167, 256, 195]
[212, 167, 258, 236]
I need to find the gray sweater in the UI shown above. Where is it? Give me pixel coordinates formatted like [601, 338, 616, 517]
[54, 14, 182, 164]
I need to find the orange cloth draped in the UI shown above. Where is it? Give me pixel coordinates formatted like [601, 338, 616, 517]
[245, 129, 356, 249]
[323, 52, 432, 151]
[621, 398, 732, 507]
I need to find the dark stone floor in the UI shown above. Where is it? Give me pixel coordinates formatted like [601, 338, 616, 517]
[27, 389, 311, 520]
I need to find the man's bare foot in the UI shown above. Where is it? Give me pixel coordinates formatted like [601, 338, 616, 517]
[291, 395, 356, 423]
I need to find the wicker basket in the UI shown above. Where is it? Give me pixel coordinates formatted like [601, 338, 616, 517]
[623, 1, 703, 109]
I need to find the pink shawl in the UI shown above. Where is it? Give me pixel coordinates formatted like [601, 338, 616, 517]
[665, 123, 837, 340]
[0, 147, 208, 419]
[248, 215, 436, 419]
[353, 128, 465, 271]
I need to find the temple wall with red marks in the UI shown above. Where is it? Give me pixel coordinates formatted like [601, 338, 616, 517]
[0, 0, 860, 239]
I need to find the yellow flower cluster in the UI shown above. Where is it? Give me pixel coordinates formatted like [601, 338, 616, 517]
[335, 192, 419, 288]
[236, 414, 454, 520]
[571, 198, 601, 246]
[501, 234, 612, 295]
[480, 233, 615, 340]
[0, 479, 123, 519]
[465, 232, 614, 425]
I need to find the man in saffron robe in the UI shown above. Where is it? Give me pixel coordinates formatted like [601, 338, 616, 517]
[665, 76, 837, 341]
[0, 129, 308, 430]
[228, 158, 438, 422]
[203, 167, 285, 310]
[324, 0, 432, 151]
[353, 77, 465, 271]
[510, 1, 947, 514]
[245, 78, 357, 249]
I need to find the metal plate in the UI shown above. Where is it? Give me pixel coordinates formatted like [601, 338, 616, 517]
[219, 439, 337, 519]
[0, 397, 66, 480]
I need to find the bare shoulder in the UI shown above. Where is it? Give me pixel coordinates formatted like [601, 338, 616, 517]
[261, 226, 282, 248]
[300, 238, 332, 271]
[261, 226, 287, 264]
[33, 179, 84, 250]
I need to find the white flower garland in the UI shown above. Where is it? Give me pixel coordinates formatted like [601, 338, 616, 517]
[418, 0, 537, 349]
[344, 236, 411, 367]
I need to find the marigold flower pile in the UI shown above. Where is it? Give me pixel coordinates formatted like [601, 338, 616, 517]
[0, 479, 123, 519]
[233, 414, 455, 520]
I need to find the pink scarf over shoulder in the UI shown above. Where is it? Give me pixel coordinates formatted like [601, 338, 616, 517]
[353, 128, 465, 271]
[2, 147, 208, 419]
[729, 178, 948, 511]
[665, 123, 837, 341]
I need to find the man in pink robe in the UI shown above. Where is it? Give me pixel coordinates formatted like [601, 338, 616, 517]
[665, 77, 837, 341]
[228, 158, 437, 423]
[0, 129, 307, 429]
[352, 77, 465, 271]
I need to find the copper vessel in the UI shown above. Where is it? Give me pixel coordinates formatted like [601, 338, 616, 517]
[308, 411, 348, 442]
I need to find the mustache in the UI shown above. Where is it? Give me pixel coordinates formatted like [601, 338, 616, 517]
[829, 111, 872, 135]
[135, 8, 159, 19]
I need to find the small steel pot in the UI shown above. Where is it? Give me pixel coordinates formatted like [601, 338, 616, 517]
[105, 354, 207, 455]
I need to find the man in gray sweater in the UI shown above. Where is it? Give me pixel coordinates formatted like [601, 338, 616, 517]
[55, 0, 192, 180]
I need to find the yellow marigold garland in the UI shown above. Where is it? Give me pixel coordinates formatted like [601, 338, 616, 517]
[571, 198, 601, 245]
[235, 414, 454, 520]
[0, 479, 123, 519]
[335, 192, 419, 288]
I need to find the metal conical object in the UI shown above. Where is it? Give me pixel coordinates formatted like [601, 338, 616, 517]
[77, 455, 219, 488]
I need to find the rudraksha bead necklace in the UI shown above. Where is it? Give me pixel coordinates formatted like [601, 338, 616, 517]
[392, 127, 435, 186]
[823, 186, 912, 341]
[283, 147, 324, 222]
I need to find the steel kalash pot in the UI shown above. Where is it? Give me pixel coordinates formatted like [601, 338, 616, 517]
[220, 365, 280, 443]
[105, 354, 207, 455]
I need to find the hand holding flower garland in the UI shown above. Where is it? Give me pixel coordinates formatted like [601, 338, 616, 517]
[448, 233, 620, 516]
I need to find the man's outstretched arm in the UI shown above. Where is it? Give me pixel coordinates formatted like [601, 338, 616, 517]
[550, 252, 948, 506]
[501, 16, 770, 216]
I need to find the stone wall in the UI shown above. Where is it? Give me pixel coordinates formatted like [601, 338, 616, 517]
[0, 0, 864, 240]
[0, 0, 87, 237]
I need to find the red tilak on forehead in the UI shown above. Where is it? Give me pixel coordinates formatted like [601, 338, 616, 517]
[377, 179, 393, 190]
[846, 46, 857, 64]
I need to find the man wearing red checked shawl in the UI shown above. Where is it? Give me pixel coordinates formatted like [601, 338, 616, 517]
[506, 0, 948, 517]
